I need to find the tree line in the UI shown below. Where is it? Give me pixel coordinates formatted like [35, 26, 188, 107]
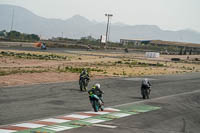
[0, 30, 40, 42]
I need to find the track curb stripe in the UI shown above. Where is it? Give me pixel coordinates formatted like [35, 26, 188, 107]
[0, 106, 161, 133]
[40, 118, 70, 123]
[14, 123, 46, 128]
[64, 114, 91, 119]
[0, 129, 17, 133]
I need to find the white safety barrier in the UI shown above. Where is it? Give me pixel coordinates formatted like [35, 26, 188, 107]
[145, 52, 160, 58]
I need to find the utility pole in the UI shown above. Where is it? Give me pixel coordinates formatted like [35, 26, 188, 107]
[10, 8, 14, 31]
[105, 13, 113, 43]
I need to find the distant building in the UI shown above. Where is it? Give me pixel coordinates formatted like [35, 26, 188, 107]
[150, 40, 200, 55]
[146, 52, 160, 58]
[150, 40, 200, 49]
[120, 39, 153, 45]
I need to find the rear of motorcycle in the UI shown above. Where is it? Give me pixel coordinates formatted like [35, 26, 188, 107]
[92, 99, 99, 112]
[141, 88, 150, 99]
[89, 95, 104, 112]
[79, 78, 88, 91]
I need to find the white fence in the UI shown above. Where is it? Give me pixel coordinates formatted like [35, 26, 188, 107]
[145, 52, 160, 58]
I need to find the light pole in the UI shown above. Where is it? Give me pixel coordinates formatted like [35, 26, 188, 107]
[10, 8, 14, 31]
[105, 13, 113, 43]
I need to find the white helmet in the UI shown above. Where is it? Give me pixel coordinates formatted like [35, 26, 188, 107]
[95, 83, 100, 89]
[142, 78, 148, 84]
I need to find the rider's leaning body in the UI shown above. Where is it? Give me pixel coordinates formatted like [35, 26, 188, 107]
[79, 69, 90, 90]
[141, 78, 151, 91]
[88, 83, 104, 103]
[79, 69, 90, 81]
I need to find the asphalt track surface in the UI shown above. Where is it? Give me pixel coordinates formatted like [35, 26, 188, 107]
[0, 72, 200, 133]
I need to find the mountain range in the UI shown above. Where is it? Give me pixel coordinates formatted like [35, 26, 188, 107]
[0, 4, 200, 43]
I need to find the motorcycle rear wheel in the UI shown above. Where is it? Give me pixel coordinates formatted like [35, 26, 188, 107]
[92, 100, 99, 112]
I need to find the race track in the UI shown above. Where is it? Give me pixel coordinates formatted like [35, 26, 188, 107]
[0, 73, 200, 133]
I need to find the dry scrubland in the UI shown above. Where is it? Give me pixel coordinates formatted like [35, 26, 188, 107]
[0, 49, 200, 87]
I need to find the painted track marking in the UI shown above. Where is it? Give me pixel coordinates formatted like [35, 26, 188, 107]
[64, 114, 91, 119]
[43, 125, 73, 131]
[81, 119, 106, 124]
[14, 123, 45, 128]
[84, 111, 110, 115]
[0, 106, 161, 133]
[109, 113, 131, 118]
[93, 124, 117, 128]
[40, 118, 70, 123]
[0, 129, 17, 133]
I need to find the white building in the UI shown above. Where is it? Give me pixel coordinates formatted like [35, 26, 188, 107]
[145, 52, 160, 58]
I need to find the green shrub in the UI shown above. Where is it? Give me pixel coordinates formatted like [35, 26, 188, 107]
[115, 61, 122, 64]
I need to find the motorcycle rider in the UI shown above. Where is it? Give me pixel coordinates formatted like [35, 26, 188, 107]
[141, 78, 151, 99]
[88, 83, 104, 104]
[79, 69, 90, 90]
[41, 42, 46, 50]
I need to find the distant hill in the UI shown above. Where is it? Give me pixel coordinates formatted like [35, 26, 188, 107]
[0, 4, 200, 43]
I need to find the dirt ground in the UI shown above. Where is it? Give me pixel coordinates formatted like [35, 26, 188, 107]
[0, 72, 107, 87]
[0, 49, 200, 87]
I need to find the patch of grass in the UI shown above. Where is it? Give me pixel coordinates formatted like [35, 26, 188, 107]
[156, 62, 164, 67]
[187, 67, 193, 70]
[57, 67, 104, 73]
[0, 51, 68, 60]
[113, 72, 119, 75]
[124, 62, 130, 64]
[115, 61, 122, 64]
[122, 70, 127, 76]
[131, 61, 137, 65]
[0, 69, 48, 76]
[103, 71, 107, 74]
[113, 60, 165, 68]
[137, 62, 149, 67]
[182, 66, 185, 69]
[65, 67, 82, 73]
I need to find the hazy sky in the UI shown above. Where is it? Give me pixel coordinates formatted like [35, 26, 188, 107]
[1, 0, 200, 32]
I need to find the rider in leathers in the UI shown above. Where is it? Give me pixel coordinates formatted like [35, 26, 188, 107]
[141, 78, 151, 98]
[88, 83, 104, 104]
[79, 69, 90, 89]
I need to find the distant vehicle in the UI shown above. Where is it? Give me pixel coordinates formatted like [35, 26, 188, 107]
[34, 42, 47, 50]
[41, 43, 47, 50]
[124, 48, 129, 53]
[87, 44, 92, 51]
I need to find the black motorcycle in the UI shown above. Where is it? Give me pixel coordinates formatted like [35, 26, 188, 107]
[141, 86, 151, 99]
[89, 94, 104, 112]
[124, 48, 129, 53]
[79, 76, 89, 91]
